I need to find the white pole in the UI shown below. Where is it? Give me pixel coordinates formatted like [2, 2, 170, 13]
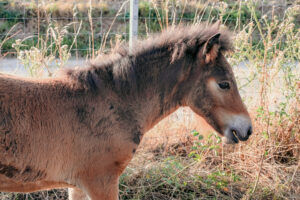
[129, 0, 139, 50]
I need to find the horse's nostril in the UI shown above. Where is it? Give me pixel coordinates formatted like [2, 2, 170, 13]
[247, 126, 252, 136]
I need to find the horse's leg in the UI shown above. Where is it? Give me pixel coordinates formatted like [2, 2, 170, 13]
[68, 188, 89, 200]
[80, 175, 119, 200]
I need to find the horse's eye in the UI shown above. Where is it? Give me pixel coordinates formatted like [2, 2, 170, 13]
[218, 82, 230, 90]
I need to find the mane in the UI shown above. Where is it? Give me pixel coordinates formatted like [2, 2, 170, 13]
[134, 23, 232, 56]
[62, 23, 234, 91]
[90, 23, 233, 68]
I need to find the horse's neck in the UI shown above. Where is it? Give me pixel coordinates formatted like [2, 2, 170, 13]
[129, 50, 189, 132]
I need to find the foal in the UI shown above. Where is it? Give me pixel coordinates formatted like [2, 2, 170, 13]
[0, 24, 252, 199]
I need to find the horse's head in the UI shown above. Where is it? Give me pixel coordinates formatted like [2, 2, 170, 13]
[185, 32, 252, 144]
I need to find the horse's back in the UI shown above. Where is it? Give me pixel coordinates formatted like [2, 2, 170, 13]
[0, 72, 36, 95]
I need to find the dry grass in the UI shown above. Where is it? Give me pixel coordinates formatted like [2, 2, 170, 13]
[121, 106, 299, 199]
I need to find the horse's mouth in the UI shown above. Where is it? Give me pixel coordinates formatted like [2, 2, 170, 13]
[223, 129, 250, 144]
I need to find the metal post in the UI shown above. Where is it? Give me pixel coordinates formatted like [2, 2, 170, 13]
[129, 0, 139, 50]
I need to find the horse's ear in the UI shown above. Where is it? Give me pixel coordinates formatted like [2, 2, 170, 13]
[201, 33, 221, 64]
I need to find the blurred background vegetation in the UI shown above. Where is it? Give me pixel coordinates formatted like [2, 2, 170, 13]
[0, 0, 299, 57]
